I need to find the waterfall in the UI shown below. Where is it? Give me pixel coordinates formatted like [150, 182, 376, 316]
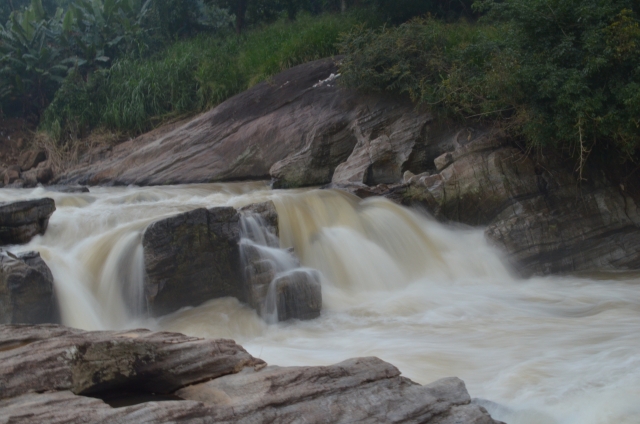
[239, 209, 321, 323]
[1, 183, 638, 424]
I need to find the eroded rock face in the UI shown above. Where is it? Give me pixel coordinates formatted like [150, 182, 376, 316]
[0, 325, 503, 424]
[372, 133, 640, 276]
[0, 198, 56, 245]
[0, 251, 57, 325]
[142, 206, 244, 316]
[0, 325, 263, 400]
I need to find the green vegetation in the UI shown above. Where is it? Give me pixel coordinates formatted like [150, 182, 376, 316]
[42, 11, 367, 139]
[3, 0, 640, 171]
[339, 0, 640, 169]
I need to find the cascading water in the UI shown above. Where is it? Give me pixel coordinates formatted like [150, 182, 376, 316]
[1, 183, 639, 424]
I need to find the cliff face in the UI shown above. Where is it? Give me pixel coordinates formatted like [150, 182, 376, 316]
[58, 58, 640, 276]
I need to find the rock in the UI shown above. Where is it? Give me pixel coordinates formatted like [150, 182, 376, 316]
[376, 134, 640, 276]
[45, 185, 90, 193]
[0, 325, 502, 424]
[176, 357, 501, 424]
[270, 269, 322, 321]
[21, 168, 38, 187]
[18, 150, 47, 171]
[142, 207, 245, 316]
[240, 201, 279, 238]
[36, 163, 54, 184]
[57, 59, 432, 189]
[0, 198, 56, 245]
[0, 251, 57, 325]
[3, 165, 21, 185]
[0, 325, 263, 400]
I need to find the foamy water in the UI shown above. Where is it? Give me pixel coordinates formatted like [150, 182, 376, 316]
[1, 183, 639, 424]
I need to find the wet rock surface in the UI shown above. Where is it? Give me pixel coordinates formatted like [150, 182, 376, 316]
[0, 198, 56, 245]
[271, 269, 322, 321]
[143, 202, 321, 321]
[0, 251, 57, 325]
[359, 133, 640, 276]
[142, 206, 244, 316]
[0, 324, 503, 424]
[54, 56, 640, 275]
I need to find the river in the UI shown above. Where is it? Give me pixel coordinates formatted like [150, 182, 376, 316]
[1, 183, 639, 424]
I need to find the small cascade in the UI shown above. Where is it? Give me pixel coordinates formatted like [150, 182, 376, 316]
[239, 205, 322, 323]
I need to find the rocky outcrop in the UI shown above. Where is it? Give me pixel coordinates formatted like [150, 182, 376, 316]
[0, 324, 502, 424]
[57, 58, 430, 189]
[0, 251, 57, 324]
[0, 198, 56, 245]
[55, 55, 640, 276]
[143, 203, 322, 321]
[142, 207, 244, 316]
[360, 132, 640, 276]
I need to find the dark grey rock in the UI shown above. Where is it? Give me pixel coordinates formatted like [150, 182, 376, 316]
[0, 198, 56, 246]
[0, 251, 57, 324]
[271, 270, 322, 321]
[142, 206, 245, 316]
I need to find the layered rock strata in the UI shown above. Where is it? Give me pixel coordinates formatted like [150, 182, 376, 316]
[0, 324, 503, 424]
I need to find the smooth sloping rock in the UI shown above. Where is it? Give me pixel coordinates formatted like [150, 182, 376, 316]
[176, 357, 501, 424]
[142, 207, 244, 316]
[58, 58, 353, 187]
[271, 269, 322, 321]
[0, 198, 56, 245]
[57, 59, 431, 189]
[0, 325, 263, 399]
[0, 251, 57, 325]
[0, 325, 502, 424]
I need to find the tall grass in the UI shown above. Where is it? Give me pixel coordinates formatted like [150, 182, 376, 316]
[42, 11, 370, 140]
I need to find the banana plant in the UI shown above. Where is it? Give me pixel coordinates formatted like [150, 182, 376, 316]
[0, 0, 68, 116]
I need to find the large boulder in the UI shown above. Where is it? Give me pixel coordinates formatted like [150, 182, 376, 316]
[0, 251, 57, 324]
[142, 206, 244, 316]
[0, 324, 503, 424]
[57, 59, 431, 189]
[0, 198, 56, 245]
[144, 202, 323, 321]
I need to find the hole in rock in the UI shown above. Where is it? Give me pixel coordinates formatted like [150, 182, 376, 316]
[87, 391, 185, 408]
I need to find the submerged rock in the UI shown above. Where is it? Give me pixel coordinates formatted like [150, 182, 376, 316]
[0, 251, 57, 324]
[0, 325, 503, 424]
[0, 198, 56, 245]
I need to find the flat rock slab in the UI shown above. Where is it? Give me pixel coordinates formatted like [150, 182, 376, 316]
[0, 325, 264, 399]
[0, 198, 56, 245]
[0, 325, 502, 424]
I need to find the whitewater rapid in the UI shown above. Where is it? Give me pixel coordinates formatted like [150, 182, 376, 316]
[1, 183, 639, 424]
